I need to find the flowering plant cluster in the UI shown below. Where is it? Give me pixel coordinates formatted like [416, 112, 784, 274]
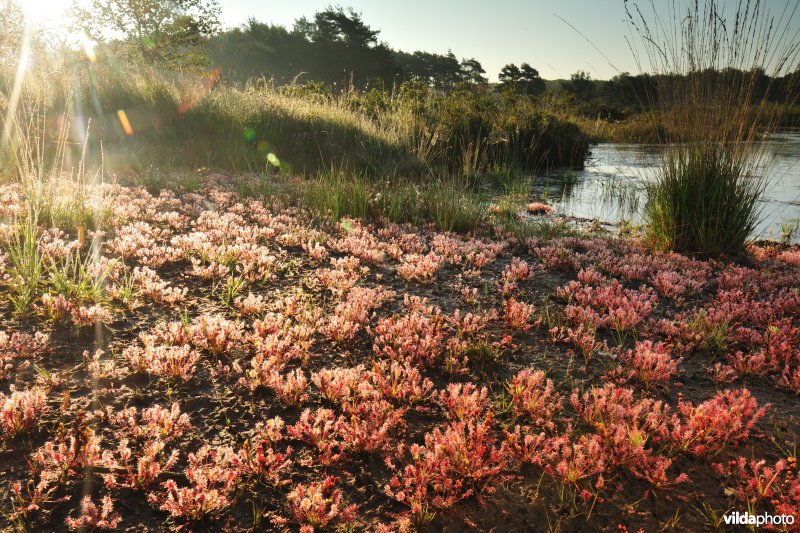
[123, 342, 201, 382]
[65, 495, 122, 530]
[386, 418, 509, 524]
[330, 219, 387, 264]
[2, 179, 798, 532]
[132, 266, 187, 306]
[372, 296, 447, 367]
[438, 382, 489, 421]
[503, 297, 537, 331]
[322, 285, 395, 343]
[148, 445, 241, 521]
[38, 293, 111, 328]
[0, 330, 47, 380]
[316, 257, 364, 296]
[0, 386, 47, 439]
[237, 418, 293, 486]
[505, 369, 562, 429]
[559, 278, 658, 335]
[281, 476, 358, 531]
[614, 340, 682, 388]
[501, 257, 533, 294]
[396, 252, 445, 284]
[714, 456, 800, 524]
[670, 388, 768, 456]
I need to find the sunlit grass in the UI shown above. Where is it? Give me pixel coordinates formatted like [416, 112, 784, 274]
[4, 214, 44, 316]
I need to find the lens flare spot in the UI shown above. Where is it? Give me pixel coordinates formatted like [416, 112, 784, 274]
[267, 153, 281, 167]
[257, 140, 270, 153]
[244, 128, 256, 142]
[80, 35, 97, 63]
[117, 110, 133, 135]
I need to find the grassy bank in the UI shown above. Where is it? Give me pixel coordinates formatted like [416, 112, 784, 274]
[1, 56, 591, 181]
[0, 52, 594, 241]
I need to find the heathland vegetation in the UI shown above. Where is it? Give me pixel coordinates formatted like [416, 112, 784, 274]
[0, 0, 799, 531]
[3, 1, 797, 242]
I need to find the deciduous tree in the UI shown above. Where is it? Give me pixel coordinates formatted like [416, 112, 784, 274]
[73, 0, 221, 68]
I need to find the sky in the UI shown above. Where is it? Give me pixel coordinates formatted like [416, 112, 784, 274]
[20, 0, 800, 81]
[218, 0, 637, 81]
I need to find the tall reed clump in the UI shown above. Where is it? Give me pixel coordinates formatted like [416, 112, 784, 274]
[627, 0, 800, 256]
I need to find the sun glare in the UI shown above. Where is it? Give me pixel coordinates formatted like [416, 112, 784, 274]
[20, 0, 78, 30]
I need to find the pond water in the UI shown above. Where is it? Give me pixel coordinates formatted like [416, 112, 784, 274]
[532, 131, 800, 242]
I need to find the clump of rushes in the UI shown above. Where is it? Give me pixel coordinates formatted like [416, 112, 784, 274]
[5, 216, 44, 316]
[628, 0, 799, 256]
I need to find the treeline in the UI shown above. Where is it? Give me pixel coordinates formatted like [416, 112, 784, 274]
[207, 6, 798, 126]
[207, 7, 549, 92]
[559, 69, 799, 122]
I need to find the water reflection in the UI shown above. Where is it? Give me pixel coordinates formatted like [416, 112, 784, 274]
[532, 131, 800, 242]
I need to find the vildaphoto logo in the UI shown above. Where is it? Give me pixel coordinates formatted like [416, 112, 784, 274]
[723, 511, 795, 527]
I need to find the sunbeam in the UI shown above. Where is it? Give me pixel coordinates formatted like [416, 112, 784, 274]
[0, 25, 33, 159]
